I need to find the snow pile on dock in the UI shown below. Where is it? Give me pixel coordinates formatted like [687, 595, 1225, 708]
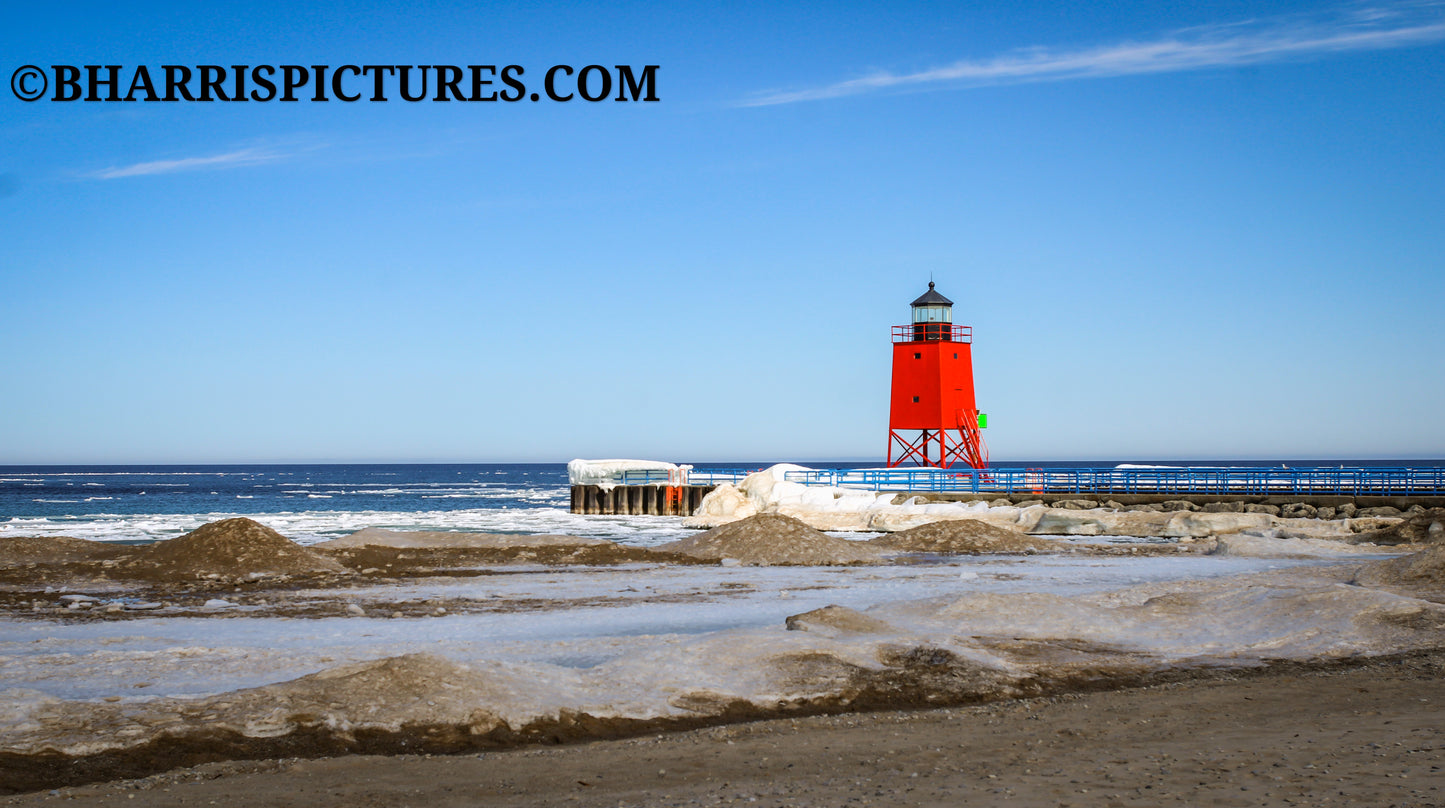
[567, 459, 683, 489]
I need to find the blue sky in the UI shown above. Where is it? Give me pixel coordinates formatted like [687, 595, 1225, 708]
[2, 1, 1442, 464]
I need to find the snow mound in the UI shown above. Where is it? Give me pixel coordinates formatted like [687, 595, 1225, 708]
[686, 482, 759, 524]
[659, 514, 883, 566]
[871, 519, 1059, 554]
[314, 528, 611, 550]
[0, 535, 119, 564]
[128, 518, 346, 580]
[682, 464, 1336, 543]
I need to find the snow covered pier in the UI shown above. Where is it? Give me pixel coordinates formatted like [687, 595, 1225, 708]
[569, 483, 714, 515]
[567, 459, 715, 515]
[570, 460, 1444, 517]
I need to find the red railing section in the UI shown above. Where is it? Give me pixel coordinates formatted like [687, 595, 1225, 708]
[892, 324, 972, 343]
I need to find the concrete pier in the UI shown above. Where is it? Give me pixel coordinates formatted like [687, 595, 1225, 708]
[569, 484, 715, 516]
[570, 484, 1443, 518]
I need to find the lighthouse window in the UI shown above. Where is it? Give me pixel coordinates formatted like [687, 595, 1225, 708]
[953, 353, 958, 359]
[912, 305, 951, 324]
[913, 352, 921, 359]
[912, 396, 919, 403]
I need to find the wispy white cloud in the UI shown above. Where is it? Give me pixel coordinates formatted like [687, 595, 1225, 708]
[89, 147, 285, 179]
[741, 3, 1445, 106]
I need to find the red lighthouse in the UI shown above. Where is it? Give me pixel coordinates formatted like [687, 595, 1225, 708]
[886, 282, 989, 469]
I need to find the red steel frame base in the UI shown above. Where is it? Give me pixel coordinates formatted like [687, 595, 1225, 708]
[887, 423, 988, 470]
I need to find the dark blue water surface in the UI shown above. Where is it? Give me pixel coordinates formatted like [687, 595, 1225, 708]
[0, 464, 569, 520]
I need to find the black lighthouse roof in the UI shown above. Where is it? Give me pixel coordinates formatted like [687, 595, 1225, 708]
[911, 282, 953, 307]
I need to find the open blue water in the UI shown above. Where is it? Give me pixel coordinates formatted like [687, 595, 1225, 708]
[0, 462, 831, 545]
[0, 464, 572, 519]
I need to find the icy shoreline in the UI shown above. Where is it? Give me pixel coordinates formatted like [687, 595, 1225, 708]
[0, 555, 1350, 701]
[4, 550, 1443, 788]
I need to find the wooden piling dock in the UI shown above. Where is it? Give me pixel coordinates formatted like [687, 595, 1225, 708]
[570, 484, 715, 516]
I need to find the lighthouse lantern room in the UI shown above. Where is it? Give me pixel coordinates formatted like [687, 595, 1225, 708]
[887, 282, 989, 469]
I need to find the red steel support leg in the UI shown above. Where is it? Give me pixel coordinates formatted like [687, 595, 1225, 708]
[888, 420, 989, 471]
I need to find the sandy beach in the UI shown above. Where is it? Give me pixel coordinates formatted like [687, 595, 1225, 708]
[4, 651, 1440, 807]
[2, 504, 1442, 802]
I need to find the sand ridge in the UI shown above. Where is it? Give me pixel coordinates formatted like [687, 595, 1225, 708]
[1353, 543, 1445, 602]
[313, 528, 615, 550]
[0, 535, 124, 565]
[121, 518, 347, 581]
[658, 514, 884, 565]
[870, 518, 1059, 554]
[313, 527, 702, 569]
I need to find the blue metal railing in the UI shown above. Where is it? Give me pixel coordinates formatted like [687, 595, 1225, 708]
[778, 466, 1445, 496]
[613, 469, 672, 485]
[599, 466, 1445, 496]
[686, 468, 755, 484]
[614, 468, 754, 486]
